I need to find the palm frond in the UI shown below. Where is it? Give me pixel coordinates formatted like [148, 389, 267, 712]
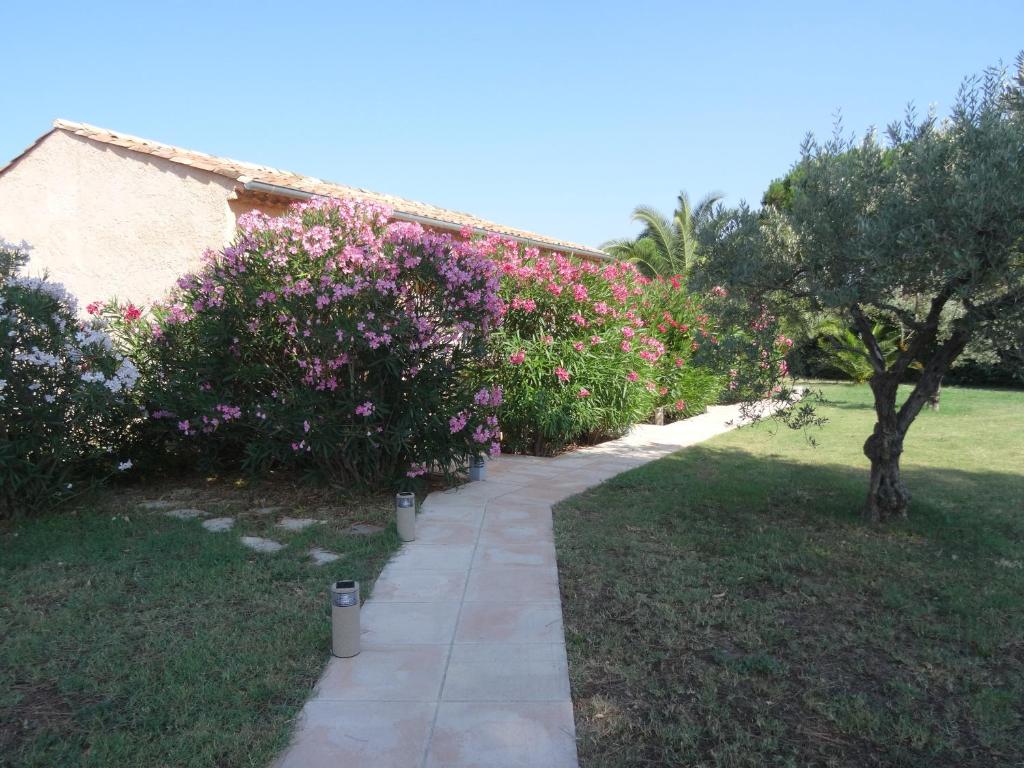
[631, 205, 675, 264]
[600, 237, 642, 259]
[605, 190, 727, 278]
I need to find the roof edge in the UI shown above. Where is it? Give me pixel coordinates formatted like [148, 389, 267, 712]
[0, 126, 58, 178]
[240, 180, 610, 262]
[14, 119, 610, 261]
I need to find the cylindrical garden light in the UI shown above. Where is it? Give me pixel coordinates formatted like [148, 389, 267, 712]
[469, 455, 486, 482]
[395, 491, 415, 542]
[330, 580, 360, 658]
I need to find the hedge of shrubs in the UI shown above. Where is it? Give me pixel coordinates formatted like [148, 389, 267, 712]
[3, 199, 791, 516]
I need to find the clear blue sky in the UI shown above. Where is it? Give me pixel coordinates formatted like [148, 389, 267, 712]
[2, 0, 1021, 249]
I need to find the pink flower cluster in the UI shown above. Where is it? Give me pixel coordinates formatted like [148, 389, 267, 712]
[144, 197, 507, 485]
[489, 243, 728, 428]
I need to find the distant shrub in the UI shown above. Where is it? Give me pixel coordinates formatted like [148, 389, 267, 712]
[0, 240, 139, 516]
[641, 276, 727, 420]
[479, 243, 723, 454]
[109, 198, 502, 487]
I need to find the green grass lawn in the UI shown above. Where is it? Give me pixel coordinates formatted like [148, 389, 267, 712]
[0, 478, 400, 768]
[555, 384, 1024, 768]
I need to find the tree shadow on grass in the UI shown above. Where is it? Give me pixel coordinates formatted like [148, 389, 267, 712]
[824, 399, 876, 410]
[556, 446, 1024, 768]
[621, 444, 1024, 551]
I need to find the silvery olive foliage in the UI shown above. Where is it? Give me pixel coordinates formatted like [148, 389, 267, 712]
[698, 57, 1024, 521]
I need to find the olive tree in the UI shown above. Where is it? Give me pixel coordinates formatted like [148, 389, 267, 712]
[698, 60, 1024, 522]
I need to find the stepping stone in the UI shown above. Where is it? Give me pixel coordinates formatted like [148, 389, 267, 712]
[241, 536, 284, 553]
[276, 517, 321, 531]
[346, 523, 385, 536]
[138, 500, 176, 510]
[250, 506, 283, 515]
[202, 517, 235, 532]
[309, 547, 342, 566]
[164, 508, 208, 519]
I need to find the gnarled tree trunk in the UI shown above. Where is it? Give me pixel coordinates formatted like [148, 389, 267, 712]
[864, 376, 910, 522]
[863, 425, 909, 522]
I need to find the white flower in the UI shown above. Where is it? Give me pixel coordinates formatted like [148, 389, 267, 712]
[104, 358, 139, 393]
[44, 394, 56, 403]
[15, 346, 61, 367]
[74, 327, 114, 351]
[117, 460, 133, 471]
[5, 275, 78, 315]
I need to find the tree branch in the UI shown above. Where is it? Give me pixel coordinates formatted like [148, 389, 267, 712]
[888, 279, 961, 375]
[873, 300, 923, 330]
[896, 324, 971, 434]
[850, 304, 887, 373]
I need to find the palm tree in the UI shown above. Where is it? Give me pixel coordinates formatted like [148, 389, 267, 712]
[816, 317, 921, 384]
[602, 191, 724, 277]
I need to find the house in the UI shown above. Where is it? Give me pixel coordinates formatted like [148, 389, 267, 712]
[0, 120, 607, 307]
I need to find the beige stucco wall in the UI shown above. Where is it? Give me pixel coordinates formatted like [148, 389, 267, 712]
[0, 130, 240, 309]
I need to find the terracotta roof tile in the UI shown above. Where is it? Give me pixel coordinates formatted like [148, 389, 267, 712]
[49, 119, 607, 260]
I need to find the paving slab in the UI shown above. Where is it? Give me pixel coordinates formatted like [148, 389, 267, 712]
[426, 701, 578, 768]
[413, 504, 485, 524]
[442, 643, 570, 701]
[138, 499, 177, 511]
[250, 505, 284, 515]
[240, 536, 284, 553]
[277, 516, 321, 531]
[411, 520, 479, 545]
[471, 540, 558, 569]
[315, 644, 449, 701]
[275, 400, 773, 767]
[455, 601, 565, 643]
[164, 508, 207, 520]
[385, 543, 475, 572]
[309, 547, 341, 565]
[361, 601, 461, 645]
[201, 516, 234, 532]
[275, 701, 436, 768]
[463, 566, 561, 603]
[371, 570, 468, 603]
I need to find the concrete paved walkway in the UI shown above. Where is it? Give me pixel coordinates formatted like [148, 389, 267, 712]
[275, 403, 762, 768]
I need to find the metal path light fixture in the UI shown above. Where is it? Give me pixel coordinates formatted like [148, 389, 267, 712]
[395, 492, 416, 542]
[330, 580, 360, 658]
[469, 455, 487, 482]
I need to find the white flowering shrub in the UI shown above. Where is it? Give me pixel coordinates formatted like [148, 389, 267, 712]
[0, 240, 138, 516]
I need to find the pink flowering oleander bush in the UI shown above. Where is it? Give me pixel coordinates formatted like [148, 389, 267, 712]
[478, 241, 724, 454]
[0, 240, 139, 517]
[108, 198, 503, 487]
[640, 275, 730, 419]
